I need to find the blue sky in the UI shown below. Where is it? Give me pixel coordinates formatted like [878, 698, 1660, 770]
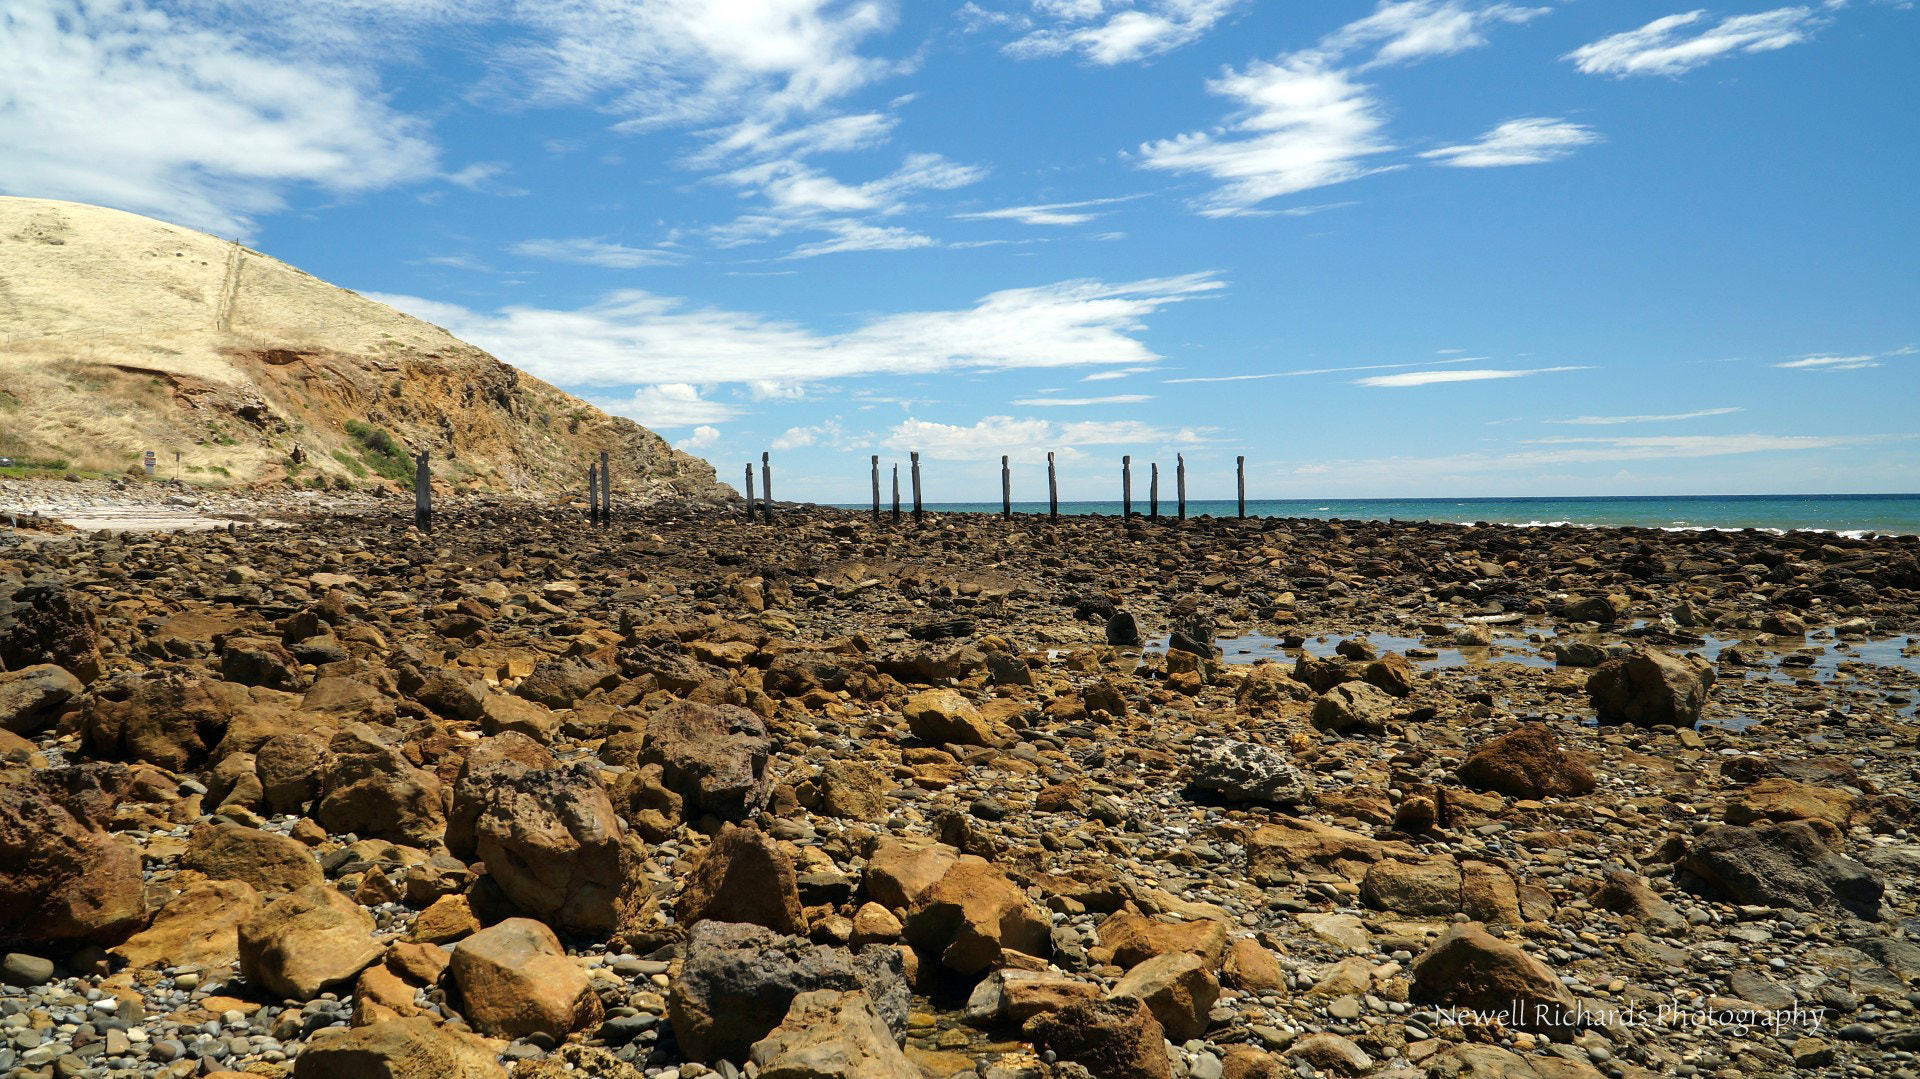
[3, 0, 1916, 500]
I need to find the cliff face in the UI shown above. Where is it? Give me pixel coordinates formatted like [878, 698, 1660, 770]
[0, 197, 732, 502]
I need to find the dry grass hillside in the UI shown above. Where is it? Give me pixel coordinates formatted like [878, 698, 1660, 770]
[0, 196, 732, 501]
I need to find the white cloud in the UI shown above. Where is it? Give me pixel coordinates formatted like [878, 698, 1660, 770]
[1009, 395, 1154, 405]
[1519, 433, 1862, 462]
[772, 418, 864, 451]
[1566, 7, 1829, 77]
[1324, 1, 1548, 68]
[883, 415, 1206, 458]
[680, 424, 722, 449]
[1082, 365, 1161, 381]
[604, 384, 742, 428]
[999, 0, 1247, 64]
[954, 195, 1139, 226]
[711, 152, 989, 256]
[368, 272, 1221, 398]
[1550, 407, 1743, 425]
[0, 0, 438, 236]
[1356, 365, 1589, 387]
[1776, 354, 1879, 370]
[511, 238, 684, 268]
[1138, 57, 1398, 216]
[1422, 118, 1601, 167]
[1165, 357, 1478, 383]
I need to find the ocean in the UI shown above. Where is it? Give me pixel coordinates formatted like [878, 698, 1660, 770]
[842, 493, 1920, 536]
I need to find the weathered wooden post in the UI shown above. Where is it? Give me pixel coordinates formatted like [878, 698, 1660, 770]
[588, 461, 600, 522]
[891, 464, 901, 525]
[413, 451, 431, 531]
[871, 456, 881, 522]
[1177, 453, 1187, 522]
[1122, 455, 1132, 518]
[600, 450, 611, 525]
[1047, 452, 1058, 520]
[761, 452, 773, 524]
[1000, 455, 1011, 519]
[744, 464, 756, 518]
[910, 451, 923, 524]
[1149, 463, 1159, 521]
[1236, 455, 1246, 520]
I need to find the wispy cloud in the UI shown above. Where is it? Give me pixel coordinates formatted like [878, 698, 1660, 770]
[594, 383, 743, 428]
[953, 195, 1140, 226]
[1422, 117, 1601, 167]
[679, 424, 721, 450]
[1164, 357, 1479, 383]
[1550, 406, 1743, 425]
[0, 0, 437, 236]
[1776, 353, 1880, 370]
[1356, 365, 1589, 387]
[884, 415, 1207, 457]
[1519, 432, 1868, 462]
[711, 152, 989, 256]
[510, 237, 684, 268]
[1009, 394, 1154, 406]
[1082, 365, 1162, 381]
[989, 0, 1248, 65]
[1567, 7, 1831, 77]
[1324, 1, 1549, 69]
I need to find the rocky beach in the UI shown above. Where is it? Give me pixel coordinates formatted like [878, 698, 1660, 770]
[5, 485, 1920, 1079]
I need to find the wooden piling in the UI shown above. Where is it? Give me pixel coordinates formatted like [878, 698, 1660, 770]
[871, 456, 881, 522]
[761, 452, 773, 524]
[1047, 452, 1058, 520]
[600, 450, 611, 524]
[1122, 455, 1132, 518]
[1236, 455, 1246, 520]
[588, 461, 600, 522]
[413, 452, 431, 531]
[1149, 463, 1159, 521]
[910, 451, 923, 523]
[891, 464, 901, 525]
[744, 464, 756, 518]
[1001, 455, 1011, 519]
[1177, 453, 1187, 522]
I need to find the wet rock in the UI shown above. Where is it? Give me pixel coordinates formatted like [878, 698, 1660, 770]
[469, 760, 637, 935]
[1561, 594, 1628, 625]
[1551, 641, 1611, 668]
[239, 883, 383, 1000]
[1184, 737, 1313, 806]
[639, 699, 771, 821]
[292, 1017, 507, 1079]
[678, 822, 805, 934]
[1106, 611, 1143, 647]
[1679, 821, 1883, 918]
[1409, 923, 1582, 1040]
[1109, 951, 1219, 1042]
[0, 767, 145, 950]
[1026, 997, 1170, 1079]
[1310, 681, 1395, 735]
[0, 664, 82, 734]
[901, 688, 996, 747]
[1456, 725, 1596, 800]
[449, 917, 602, 1040]
[748, 989, 918, 1079]
[1587, 647, 1715, 728]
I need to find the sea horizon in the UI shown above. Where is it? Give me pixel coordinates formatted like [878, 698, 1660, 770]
[830, 491, 1920, 536]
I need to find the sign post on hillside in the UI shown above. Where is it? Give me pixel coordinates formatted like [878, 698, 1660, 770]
[413, 452, 431, 531]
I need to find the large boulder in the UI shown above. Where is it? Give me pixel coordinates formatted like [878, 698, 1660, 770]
[677, 822, 805, 934]
[1408, 924, 1581, 1040]
[81, 669, 242, 771]
[1361, 856, 1463, 917]
[1091, 910, 1228, 970]
[0, 767, 145, 950]
[0, 578, 104, 683]
[1026, 998, 1170, 1079]
[239, 884, 384, 1000]
[1310, 681, 1396, 735]
[748, 990, 919, 1079]
[963, 969, 1101, 1028]
[1725, 778, 1858, 835]
[315, 725, 446, 846]
[1109, 952, 1219, 1042]
[1456, 726, 1596, 800]
[639, 700, 770, 822]
[1246, 818, 1404, 885]
[182, 821, 323, 895]
[445, 732, 555, 857]
[219, 636, 307, 691]
[255, 731, 332, 814]
[1587, 648, 1714, 728]
[0, 664, 82, 734]
[865, 839, 1050, 974]
[513, 656, 618, 710]
[292, 1017, 507, 1079]
[449, 918, 602, 1040]
[900, 689, 995, 747]
[1679, 822, 1882, 919]
[111, 879, 261, 972]
[1184, 737, 1313, 806]
[668, 921, 907, 1063]
[467, 760, 635, 935]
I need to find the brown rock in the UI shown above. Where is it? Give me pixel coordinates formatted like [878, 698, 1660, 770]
[82, 669, 242, 771]
[678, 823, 805, 934]
[411, 894, 481, 945]
[901, 689, 997, 747]
[1309, 681, 1395, 735]
[1726, 778, 1858, 835]
[1457, 726, 1596, 800]
[239, 884, 384, 1000]
[352, 964, 428, 1026]
[450, 918, 602, 1040]
[1459, 861, 1523, 926]
[446, 732, 555, 857]
[1091, 910, 1229, 969]
[748, 989, 919, 1079]
[1222, 938, 1285, 992]
[1361, 654, 1417, 698]
[0, 579, 104, 683]
[817, 760, 889, 819]
[111, 879, 261, 971]
[469, 760, 637, 935]
[293, 1017, 508, 1079]
[897, 853, 1050, 975]
[1283, 1033, 1372, 1076]
[183, 821, 323, 895]
[1586, 647, 1715, 728]
[1026, 998, 1170, 1079]
[0, 767, 145, 950]
[256, 732, 331, 814]
[1408, 923, 1581, 1040]
[963, 969, 1100, 1027]
[639, 700, 771, 821]
[479, 692, 559, 743]
[0, 664, 82, 734]
[1361, 856, 1462, 916]
[1246, 817, 1403, 885]
[316, 724, 446, 846]
[1109, 951, 1219, 1042]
